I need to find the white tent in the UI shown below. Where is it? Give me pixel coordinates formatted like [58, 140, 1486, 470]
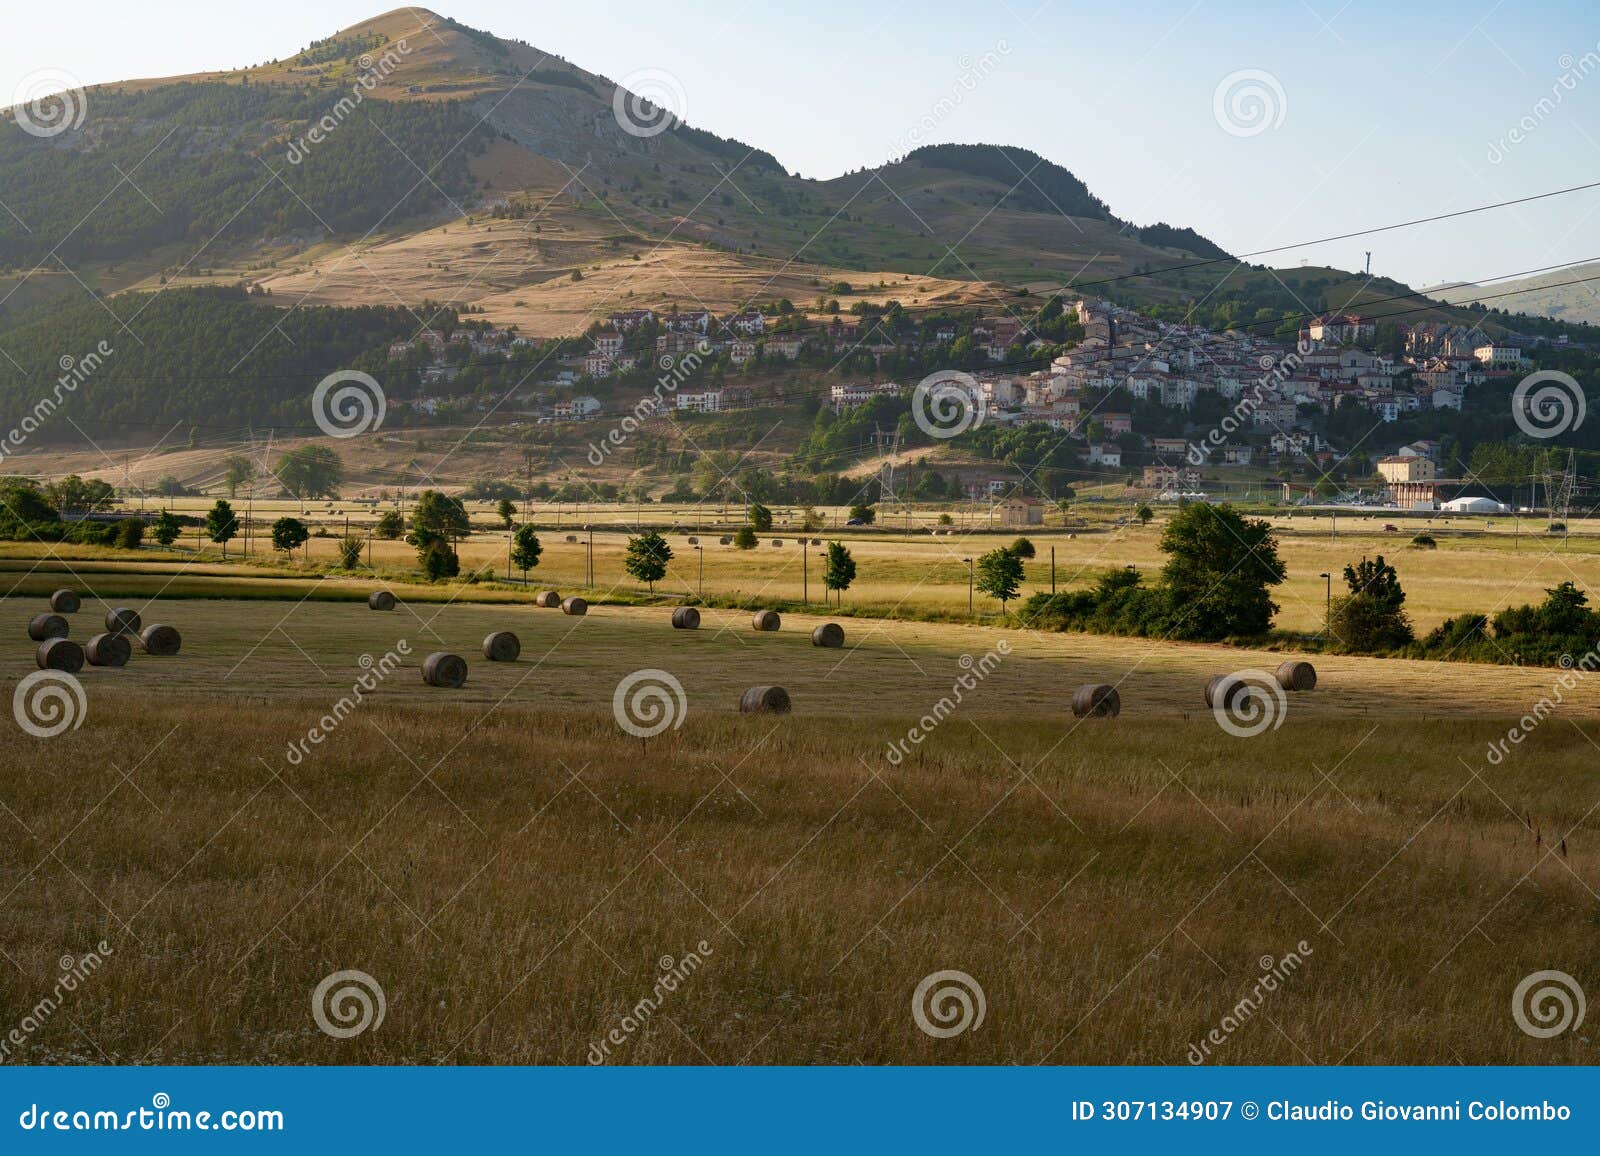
[1441, 496, 1509, 514]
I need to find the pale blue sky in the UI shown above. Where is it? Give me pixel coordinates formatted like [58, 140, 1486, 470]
[8, 0, 1600, 290]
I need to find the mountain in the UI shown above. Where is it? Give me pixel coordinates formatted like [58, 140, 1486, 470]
[1428, 264, 1600, 328]
[0, 7, 1254, 331]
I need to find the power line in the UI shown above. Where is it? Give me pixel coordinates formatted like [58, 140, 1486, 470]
[1045, 177, 1600, 294]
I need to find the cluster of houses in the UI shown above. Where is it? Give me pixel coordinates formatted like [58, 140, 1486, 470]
[824, 298, 1548, 501]
[382, 294, 1560, 511]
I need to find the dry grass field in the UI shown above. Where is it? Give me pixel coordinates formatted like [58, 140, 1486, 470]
[7, 506, 1600, 636]
[1, 587, 1598, 1065]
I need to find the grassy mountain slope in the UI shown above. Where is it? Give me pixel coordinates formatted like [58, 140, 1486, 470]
[0, 6, 1543, 346]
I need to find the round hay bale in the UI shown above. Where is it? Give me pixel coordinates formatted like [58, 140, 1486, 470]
[48, 589, 81, 614]
[687, 536, 699, 545]
[740, 685, 791, 714]
[36, 638, 83, 673]
[1071, 684, 1121, 718]
[751, 609, 781, 632]
[561, 596, 588, 616]
[1204, 674, 1246, 710]
[422, 652, 468, 688]
[1274, 660, 1317, 692]
[482, 631, 521, 662]
[719, 536, 733, 546]
[565, 534, 578, 543]
[85, 632, 132, 668]
[139, 624, 182, 656]
[27, 613, 68, 642]
[811, 622, 845, 648]
[671, 606, 700, 630]
[534, 590, 562, 608]
[104, 607, 141, 636]
[811, 538, 822, 546]
[771, 539, 783, 547]
[367, 590, 396, 611]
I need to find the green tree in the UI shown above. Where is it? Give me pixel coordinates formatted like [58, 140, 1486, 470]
[747, 502, 774, 532]
[976, 546, 1024, 614]
[116, 519, 144, 550]
[623, 529, 673, 592]
[375, 508, 404, 540]
[1136, 503, 1154, 525]
[271, 516, 309, 557]
[45, 475, 115, 517]
[733, 526, 758, 550]
[276, 444, 344, 499]
[420, 537, 459, 580]
[338, 535, 364, 568]
[1158, 503, 1286, 640]
[1329, 554, 1413, 651]
[409, 490, 471, 544]
[223, 455, 255, 497]
[1009, 536, 1036, 559]
[205, 499, 239, 557]
[848, 502, 876, 524]
[152, 509, 182, 547]
[510, 524, 543, 580]
[496, 498, 517, 529]
[823, 541, 856, 605]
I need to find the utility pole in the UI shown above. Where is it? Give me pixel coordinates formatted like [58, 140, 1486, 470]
[802, 538, 808, 604]
[1051, 546, 1056, 594]
[963, 557, 974, 616]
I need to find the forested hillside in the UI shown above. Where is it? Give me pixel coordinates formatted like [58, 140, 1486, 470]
[0, 287, 430, 432]
[0, 84, 493, 266]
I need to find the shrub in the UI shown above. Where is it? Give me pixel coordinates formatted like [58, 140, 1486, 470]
[116, 519, 145, 549]
[1410, 534, 1436, 548]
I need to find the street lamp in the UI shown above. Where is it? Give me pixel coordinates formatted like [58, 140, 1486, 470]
[962, 557, 974, 615]
[1319, 572, 1331, 631]
[584, 524, 593, 587]
[693, 544, 703, 598]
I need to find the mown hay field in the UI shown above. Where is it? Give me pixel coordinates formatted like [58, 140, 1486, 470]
[8, 511, 1600, 635]
[0, 588, 1597, 1064]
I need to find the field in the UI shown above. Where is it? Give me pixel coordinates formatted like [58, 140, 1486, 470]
[1, 579, 1598, 1065]
[9, 504, 1600, 636]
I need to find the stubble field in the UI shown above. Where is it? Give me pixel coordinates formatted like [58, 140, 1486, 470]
[0, 587, 1597, 1065]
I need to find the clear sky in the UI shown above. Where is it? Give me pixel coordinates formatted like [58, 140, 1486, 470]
[8, 0, 1600, 290]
